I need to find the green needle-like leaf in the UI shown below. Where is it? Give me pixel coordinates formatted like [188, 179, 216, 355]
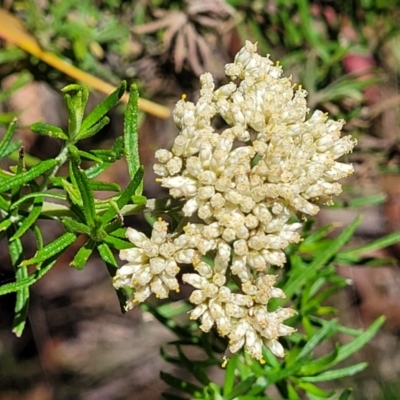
[7, 233, 28, 337]
[0, 259, 56, 296]
[89, 181, 121, 192]
[92, 137, 124, 161]
[31, 122, 68, 140]
[0, 194, 9, 211]
[97, 242, 128, 311]
[124, 84, 140, 179]
[62, 178, 82, 207]
[97, 242, 118, 275]
[160, 371, 202, 396]
[62, 84, 89, 139]
[337, 231, 400, 263]
[10, 194, 43, 241]
[338, 388, 353, 400]
[75, 116, 110, 141]
[103, 234, 131, 250]
[333, 316, 385, 365]
[69, 156, 96, 228]
[0, 159, 57, 193]
[295, 382, 331, 398]
[71, 239, 95, 270]
[11, 191, 66, 209]
[62, 218, 91, 235]
[225, 376, 257, 400]
[100, 166, 144, 224]
[284, 216, 362, 299]
[22, 232, 77, 267]
[12, 263, 29, 337]
[0, 118, 17, 159]
[297, 319, 338, 360]
[79, 81, 126, 136]
[300, 362, 368, 382]
[85, 161, 112, 180]
[223, 354, 237, 396]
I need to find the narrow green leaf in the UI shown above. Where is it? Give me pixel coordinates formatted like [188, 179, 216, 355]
[22, 232, 76, 266]
[0, 218, 12, 232]
[349, 194, 386, 208]
[295, 382, 331, 398]
[0, 112, 17, 125]
[85, 161, 112, 179]
[1, 140, 22, 159]
[33, 224, 44, 250]
[11, 191, 67, 209]
[3, 233, 24, 335]
[97, 242, 127, 311]
[61, 179, 82, 206]
[106, 227, 127, 238]
[31, 122, 68, 140]
[0, 159, 57, 193]
[143, 303, 192, 339]
[169, 344, 211, 386]
[0, 194, 9, 211]
[160, 371, 202, 396]
[62, 84, 89, 139]
[0, 259, 56, 296]
[302, 284, 347, 315]
[76, 149, 103, 163]
[84, 138, 125, 179]
[76, 116, 110, 141]
[100, 167, 144, 224]
[7, 231, 29, 336]
[261, 346, 280, 369]
[10, 195, 43, 241]
[0, 118, 17, 159]
[90, 181, 121, 192]
[11, 147, 25, 201]
[297, 319, 338, 360]
[71, 239, 95, 270]
[266, 359, 306, 384]
[334, 316, 384, 365]
[285, 217, 362, 298]
[338, 388, 353, 400]
[62, 218, 91, 235]
[131, 195, 147, 205]
[97, 242, 118, 275]
[298, 346, 339, 376]
[91, 138, 124, 161]
[285, 381, 303, 400]
[12, 264, 29, 337]
[124, 84, 140, 179]
[103, 234, 132, 250]
[300, 362, 368, 382]
[225, 376, 257, 400]
[337, 231, 400, 263]
[79, 82, 126, 134]
[223, 354, 238, 395]
[69, 157, 96, 227]
[156, 302, 191, 319]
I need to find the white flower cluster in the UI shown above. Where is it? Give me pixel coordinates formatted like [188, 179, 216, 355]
[114, 41, 356, 362]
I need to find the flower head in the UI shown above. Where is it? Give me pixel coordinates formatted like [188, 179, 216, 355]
[114, 219, 196, 310]
[117, 41, 356, 362]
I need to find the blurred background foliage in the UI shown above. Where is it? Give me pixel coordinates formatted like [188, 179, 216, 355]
[1, 0, 400, 399]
